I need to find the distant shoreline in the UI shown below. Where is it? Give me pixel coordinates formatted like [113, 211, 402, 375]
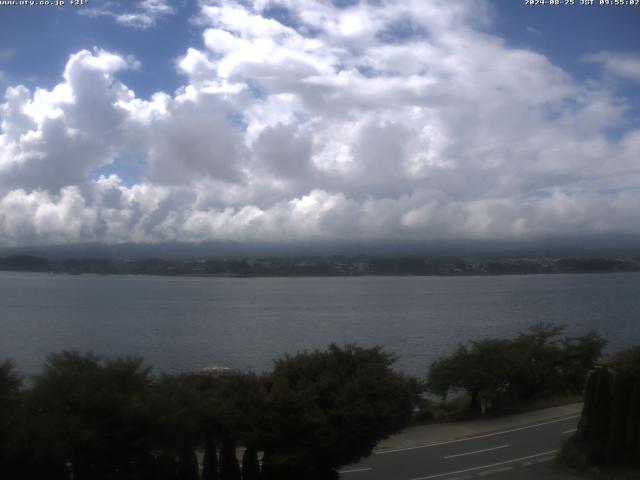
[2, 268, 639, 280]
[2, 253, 639, 278]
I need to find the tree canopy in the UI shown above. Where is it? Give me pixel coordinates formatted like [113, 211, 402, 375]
[426, 323, 606, 413]
[258, 344, 416, 478]
[0, 344, 416, 480]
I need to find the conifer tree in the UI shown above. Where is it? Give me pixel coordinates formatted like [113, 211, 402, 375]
[241, 446, 261, 480]
[202, 435, 219, 480]
[219, 436, 241, 480]
[178, 447, 199, 480]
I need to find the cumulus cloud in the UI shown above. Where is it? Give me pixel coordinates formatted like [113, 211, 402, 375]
[1, 0, 640, 246]
[0, 48, 134, 193]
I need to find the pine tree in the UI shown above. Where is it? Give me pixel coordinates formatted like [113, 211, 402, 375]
[605, 371, 628, 465]
[588, 367, 611, 465]
[202, 435, 219, 480]
[157, 450, 179, 480]
[178, 447, 199, 480]
[241, 446, 261, 480]
[623, 378, 640, 467]
[219, 436, 241, 480]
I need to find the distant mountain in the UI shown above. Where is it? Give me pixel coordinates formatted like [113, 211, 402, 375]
[0, 234, 639, 260]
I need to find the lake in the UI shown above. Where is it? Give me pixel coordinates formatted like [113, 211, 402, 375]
[1, 271, 639, 378]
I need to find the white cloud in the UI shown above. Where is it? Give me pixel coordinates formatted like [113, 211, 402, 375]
[584, 52, 640, 82]
[0, 48, 135, 193]
[80, 0, 176, 29]
[1, 0, 640, 246]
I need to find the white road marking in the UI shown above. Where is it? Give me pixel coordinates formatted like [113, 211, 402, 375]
[562, 428, 577, 434]
[478, 466, 514, 476]
[408, 449, 559, 480]
[375, 415, 579, 455]
[535, 456, 555, 463]
[444, 445, 508, 459]
[339, 467, 373, 474]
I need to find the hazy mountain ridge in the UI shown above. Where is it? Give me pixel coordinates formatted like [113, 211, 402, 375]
[2, 253, 639, 277]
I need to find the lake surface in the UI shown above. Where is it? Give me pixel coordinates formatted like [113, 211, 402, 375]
[1, 271, 639, 378]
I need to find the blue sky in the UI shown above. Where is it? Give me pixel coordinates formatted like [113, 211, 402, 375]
[2, 1, 638, 97]
[0, 0, 197, 96]
[0, 0, 639, 246]
[492, 2, 640, 128]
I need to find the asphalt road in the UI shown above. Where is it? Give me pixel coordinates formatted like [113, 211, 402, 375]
[339, 414, 580, 480]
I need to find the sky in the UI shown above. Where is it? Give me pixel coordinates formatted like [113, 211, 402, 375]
[0, 0, 639, 248]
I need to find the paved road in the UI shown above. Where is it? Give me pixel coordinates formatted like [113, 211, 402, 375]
[340, 413, 580, 480]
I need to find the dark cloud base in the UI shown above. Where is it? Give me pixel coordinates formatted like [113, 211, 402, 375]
[3, 234, 640, 260]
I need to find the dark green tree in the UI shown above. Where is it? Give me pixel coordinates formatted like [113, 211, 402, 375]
[242, 445, 261, 480]
[219, 435, 241, 480]
[202, 434, 219, 480]
[178, 447, 199, 480]
[427, 323, 606, 413]
[156, 450, 179, 480]
[426, 345, 468, 401]
[566, 347, 640, 469]
[560, 331, 607, 393]
[27, 351, 154, 479]
[258, 344, 415, 478]
[0, 360, 25, 478]
[510, 322, 565, 400]
[147, 375, 203, 452]
[427, 339, 518, 413]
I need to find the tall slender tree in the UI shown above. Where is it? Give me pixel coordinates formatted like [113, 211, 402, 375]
[202, 434, 219, 480]
[219, 435, 241, 480]
[241, 445, 261, 480]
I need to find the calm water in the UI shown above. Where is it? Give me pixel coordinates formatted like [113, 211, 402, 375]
[1, 271, 639, 377]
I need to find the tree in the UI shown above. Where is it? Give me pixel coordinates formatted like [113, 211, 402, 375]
[190, 372, 266, 448]
[219, 435, 241, 480]
[426, 323, 606, 413]
[427, 340, 518, 413]
[242, 445, 261, 480]
[202, 434, 219, 480]
[178, 447, 199, 480]
[0, 360, 24, 477]
[561, 347, 640, 470]
[560, 331, 607, 393]
[27, 351, 154, 479]
[510, 322, 566, 400]
[258, 344, 415, 478]
[426, 345, 468, 401]
[183, 370, 266, 479]
[147, 374, 203, 453]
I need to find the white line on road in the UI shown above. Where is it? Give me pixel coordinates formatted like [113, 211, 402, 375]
[444, 444, 509, 459]
[339, 467, 373, 474]
[477, 466, 514, 476]
[408, 449, 559, 480]
[375, 415, 579, 455]
[562, 428, 577, 434]
[535, 456, 555, 463]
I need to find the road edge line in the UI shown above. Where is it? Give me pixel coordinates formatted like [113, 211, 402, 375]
[375, 415, 579, 455]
